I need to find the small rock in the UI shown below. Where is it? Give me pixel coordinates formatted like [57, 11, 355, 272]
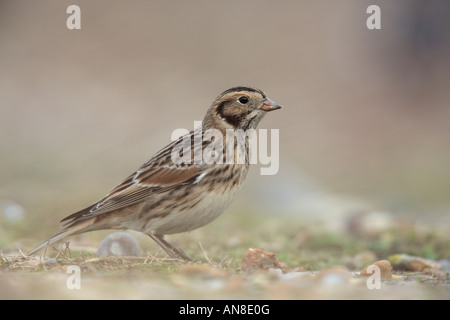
[268, 268, 284, 276]
[421, 268, 449, 280]
[388, 254, 440, 271]
[1, 200, 25, 223]
[242, 248, 286, 273]
[317, 266, 352, 285]
[97, 232, 142, 257]
[360, 260, 392, 279]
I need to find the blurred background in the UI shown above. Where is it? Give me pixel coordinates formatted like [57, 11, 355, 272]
[1, 0, 450, 249]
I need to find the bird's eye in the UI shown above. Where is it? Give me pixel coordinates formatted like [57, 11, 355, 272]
[238, 96, 249, 104]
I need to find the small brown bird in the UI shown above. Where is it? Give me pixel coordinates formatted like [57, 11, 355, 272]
[28, 86, 281, 260]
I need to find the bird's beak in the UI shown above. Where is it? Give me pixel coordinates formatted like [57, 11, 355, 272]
[260, 98, 282, 112]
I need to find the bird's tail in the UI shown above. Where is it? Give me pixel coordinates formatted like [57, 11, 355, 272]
[27, 219, 94, 256]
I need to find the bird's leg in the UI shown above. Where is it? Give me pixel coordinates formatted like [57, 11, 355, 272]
[156, 234, 194, 262]
[148, 233, 180, 260]
[149, 233, 193, 262]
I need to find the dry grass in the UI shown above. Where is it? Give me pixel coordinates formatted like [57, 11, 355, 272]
[1, 211, 449, 300]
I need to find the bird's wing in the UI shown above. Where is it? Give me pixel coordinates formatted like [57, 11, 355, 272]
[60, 132, 206, 226]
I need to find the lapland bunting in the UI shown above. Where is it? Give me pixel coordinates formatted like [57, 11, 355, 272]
[28, 86, 281, 260]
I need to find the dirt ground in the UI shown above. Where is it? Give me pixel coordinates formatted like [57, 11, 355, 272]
[1, 212, 449, 300]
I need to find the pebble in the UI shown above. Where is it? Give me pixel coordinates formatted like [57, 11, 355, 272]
[388, 254, 440, 271]
[317, 266, 352, 285]
[242, 248, 286, 273]
[1, 200, 25, 223]
[360, 260, 392, 279]
[97, 232, 142, 257]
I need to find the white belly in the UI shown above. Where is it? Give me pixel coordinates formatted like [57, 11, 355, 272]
[143, 188, 240, 235]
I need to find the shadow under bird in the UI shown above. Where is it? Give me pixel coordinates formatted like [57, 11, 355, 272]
[28, 86, 281, 261]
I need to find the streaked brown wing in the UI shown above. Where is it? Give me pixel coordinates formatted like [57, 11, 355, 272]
[97, 163, 203, 210]
[61, 131, 205, 225]
[61, 164, 204, 226]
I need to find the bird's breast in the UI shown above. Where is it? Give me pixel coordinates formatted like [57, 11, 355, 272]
[141, 164, 249, 235]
